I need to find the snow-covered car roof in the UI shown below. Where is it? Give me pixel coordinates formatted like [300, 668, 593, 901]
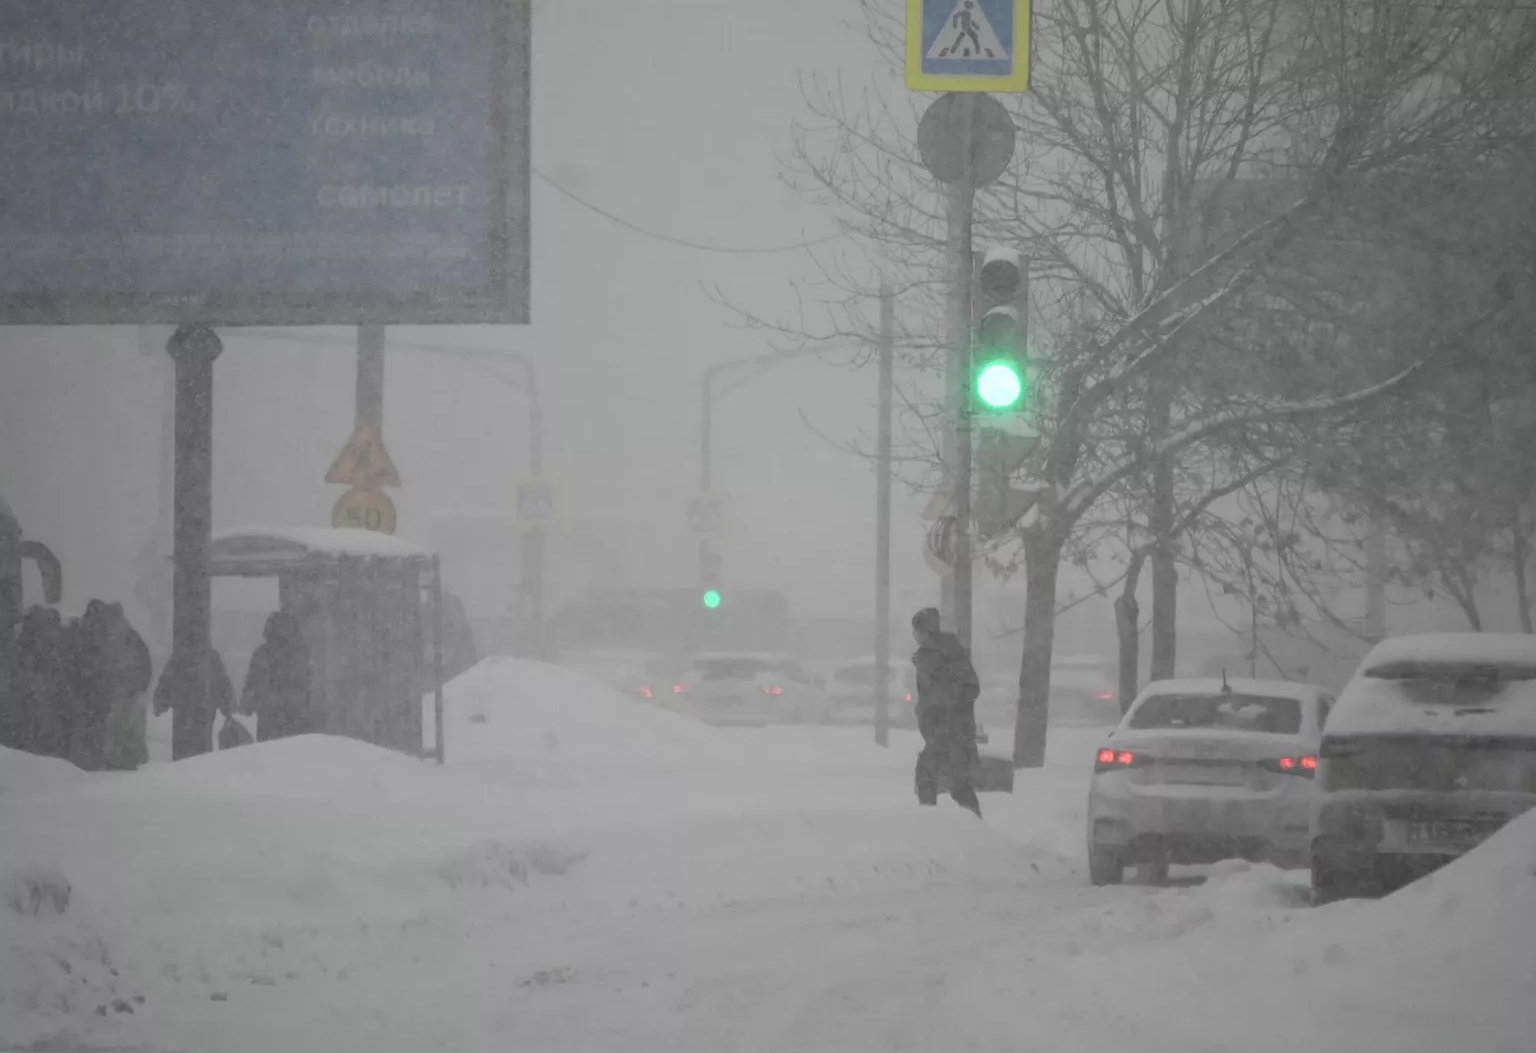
[212, 526, 429, 558]
[1328, 633, 1536, 738]
[1133, 677, 1323, 703]
[1359, 632, 1536, 673]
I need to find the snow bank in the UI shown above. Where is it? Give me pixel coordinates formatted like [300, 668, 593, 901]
[0, 746, 96, 800]
[955, 809, 1536, 1052]
[433, 656, 719, 779]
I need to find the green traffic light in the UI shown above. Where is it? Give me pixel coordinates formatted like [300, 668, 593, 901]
[702, 589, 722, 609]
[976, 360, 1024, 410]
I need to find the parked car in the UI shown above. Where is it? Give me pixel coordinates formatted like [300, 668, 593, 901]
[1310, 632, 1536, 904]
[1086, 676, 1330, 885]
[669, 651, 830, 727]
[822, 657, 918, 728]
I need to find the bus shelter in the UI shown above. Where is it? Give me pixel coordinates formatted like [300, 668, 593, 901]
[207, 527, 445, 762]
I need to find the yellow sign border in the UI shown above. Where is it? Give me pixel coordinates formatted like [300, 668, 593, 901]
[906, 0, 1032, 93]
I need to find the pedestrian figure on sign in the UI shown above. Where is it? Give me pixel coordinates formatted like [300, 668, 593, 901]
[910, 607, 983, 818]
[241, 611, 314, 742]
[943, 1, 987, 58]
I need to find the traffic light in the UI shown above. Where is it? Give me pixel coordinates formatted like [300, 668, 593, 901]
[973, 247, 1030, 414]
[699, 546, 723, 610]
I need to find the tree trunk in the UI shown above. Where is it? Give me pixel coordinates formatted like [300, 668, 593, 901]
[1513, 505, 1533, 634]
[1114, 550, 1145, 715]
[1150, 451, 1179, 680]
[1015, 528, 1065, 769]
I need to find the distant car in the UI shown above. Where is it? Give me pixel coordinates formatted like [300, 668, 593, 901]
[1050, 654, 1122, 725]
[822, 657, 918, 728]
[669, 652, 831, 727]
[1310, 633, 1536, 904]
[1086, 676, 1330, 886]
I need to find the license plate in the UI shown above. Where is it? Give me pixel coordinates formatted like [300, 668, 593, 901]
[1405, 819, 1493, 849]
[1159, 763, 1250, 786]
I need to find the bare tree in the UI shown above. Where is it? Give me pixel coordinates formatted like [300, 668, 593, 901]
[719, 0, 1535, 764]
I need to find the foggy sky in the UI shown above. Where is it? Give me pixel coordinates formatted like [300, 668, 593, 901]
[0, 0, 1437, 655]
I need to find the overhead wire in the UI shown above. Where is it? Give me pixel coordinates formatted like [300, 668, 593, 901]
[531, 166, 842, 255]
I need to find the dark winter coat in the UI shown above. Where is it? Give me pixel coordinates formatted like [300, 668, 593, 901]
[63, 602, 113, 770]
[912, 630, 980, 717]
[241, 612, 314, 742]
[100, 604, 153, 771]
[13, 606, 69, 758]
[154, 648, 234, 760]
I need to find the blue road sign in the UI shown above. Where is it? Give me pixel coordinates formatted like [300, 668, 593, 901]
[0, 0, 529, 326]
[907, 0, 1031, 92]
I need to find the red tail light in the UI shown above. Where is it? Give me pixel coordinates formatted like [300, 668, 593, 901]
[673, 684, 687, 695]
[761, 684, 784, 696]
[905, 693, 913, 702]
[1094, 692, 1115, 701]
[1262, 755, 1317, 777]
[1095, 748, 1146, 773]
[639, 687, 654, 699]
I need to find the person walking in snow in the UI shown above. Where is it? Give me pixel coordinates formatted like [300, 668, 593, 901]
[240, 611, 314, 742]
[911, 607, 983, 818]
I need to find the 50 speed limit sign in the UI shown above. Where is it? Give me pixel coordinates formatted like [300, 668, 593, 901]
[331, 486, 397, 535]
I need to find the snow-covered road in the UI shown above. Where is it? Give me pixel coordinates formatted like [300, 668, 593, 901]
[2, 657, 1532, 1053]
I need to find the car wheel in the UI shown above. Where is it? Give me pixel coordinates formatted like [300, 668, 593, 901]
[1135, 858, 1170, 886]
[1088, 843, 1124, 886]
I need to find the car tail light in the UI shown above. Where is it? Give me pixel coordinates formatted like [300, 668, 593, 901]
[1094, 692, 1115, 701]
[673, 684, 687, 695]
[761, 684, 784, 696]
[1094, 748, 1147, 773]
[638, 687, 654, 699]
[1261, 755, 1317, 777]
[905, 693, 913, 702]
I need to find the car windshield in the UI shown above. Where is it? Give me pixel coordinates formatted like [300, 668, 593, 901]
[1129, 692, 1303, 734]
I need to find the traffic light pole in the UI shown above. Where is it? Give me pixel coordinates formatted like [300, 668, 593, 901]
[948, 96, 978, 651]
[874, 284, 895, 748]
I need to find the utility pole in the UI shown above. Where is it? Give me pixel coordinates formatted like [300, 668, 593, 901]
[166, 325, 222, 761]
[1364, 519, 1387, 642]
[948, 95, 978, 650]
[356, 324, 385, 432]
[874, 284, 895, 747]
[524, 369, 547, 655]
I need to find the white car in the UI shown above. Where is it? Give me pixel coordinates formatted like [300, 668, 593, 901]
[671, 651, 830, 727]
[822, 657, 918, 728]
[1086, 676, 1331, 885]
[1310, 633, 1536, 904]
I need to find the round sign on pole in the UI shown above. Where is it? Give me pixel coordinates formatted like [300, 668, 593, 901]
[916, 92, 1017, 188]
[332, 486, 397, 535]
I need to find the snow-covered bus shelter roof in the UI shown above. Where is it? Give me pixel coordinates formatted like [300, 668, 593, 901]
[208, 527, 433, 578]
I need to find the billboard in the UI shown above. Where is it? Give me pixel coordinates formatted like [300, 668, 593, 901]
[0, 0, 529, 326]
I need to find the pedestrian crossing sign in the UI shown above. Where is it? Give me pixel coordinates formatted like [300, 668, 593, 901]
[907, 0, 1031, 93]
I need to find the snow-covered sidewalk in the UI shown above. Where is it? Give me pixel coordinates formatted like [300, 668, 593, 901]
[2, 657, 1531, 1053]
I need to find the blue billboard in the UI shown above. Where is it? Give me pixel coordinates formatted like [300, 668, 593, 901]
[0, 0, 529, 325]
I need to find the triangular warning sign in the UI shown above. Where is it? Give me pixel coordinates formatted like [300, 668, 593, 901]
[927, 0, 1008, 61]
[325, 422, 402, 488]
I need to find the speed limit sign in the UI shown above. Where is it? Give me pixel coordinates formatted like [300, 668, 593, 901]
[331, 486, 397, 535]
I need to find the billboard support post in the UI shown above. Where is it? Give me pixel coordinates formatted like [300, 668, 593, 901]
[165, 324, 221, 761]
